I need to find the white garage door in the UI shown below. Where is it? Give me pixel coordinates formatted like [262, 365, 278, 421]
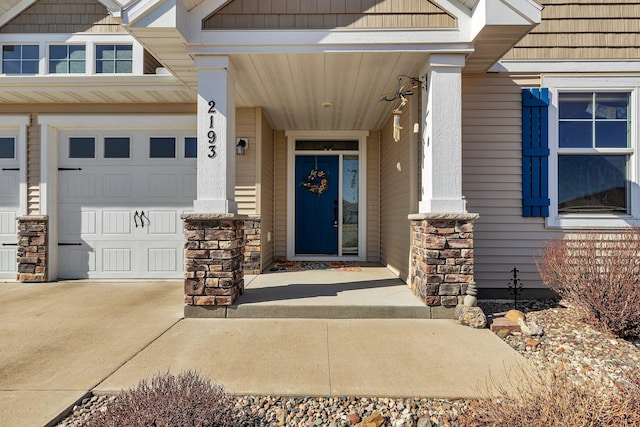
[0, 136, 19, 279]
[58, 131, 196, 279]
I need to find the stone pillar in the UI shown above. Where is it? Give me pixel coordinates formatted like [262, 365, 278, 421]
[243, 216, 261, 274]
[17, 215, 48, 282]
[408, 213, 479, 312]
[182, 214, 245, 307]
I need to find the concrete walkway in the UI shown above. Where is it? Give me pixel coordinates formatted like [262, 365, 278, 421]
[0, 277, 532, 427]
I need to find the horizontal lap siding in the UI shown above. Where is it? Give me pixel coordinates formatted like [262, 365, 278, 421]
[274, 130, 287, 259]
[235, 108, 257, 215]
[503, 0, 640, 60]
[380, 104, 412, 281]
[259, 110, 275, 269]
[367, 131, 380, 262]
[462, 74, 561, 288]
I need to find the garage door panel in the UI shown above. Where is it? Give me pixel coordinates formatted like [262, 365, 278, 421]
[60, 173, 96, 200]
[0, 172, 17, 200]
[102, 174, 132, 198]
[59, 246, 96, 278]
[148, 174, 177, 198]
[102, 211, 132, 235]
[60, 207, 96, 236]
[0, 248, 16, 273]
[147, 210, 177, 235]
[148, 248, 177, 272]
[102, 248, 132, 272]
[184, 174, 196, 198]
[0, 211, 16, 234]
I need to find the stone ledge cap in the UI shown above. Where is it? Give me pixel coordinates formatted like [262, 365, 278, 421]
[181, 213, 249, 220]
[17, 215, 49, 221]
[408, 213, 479, 221]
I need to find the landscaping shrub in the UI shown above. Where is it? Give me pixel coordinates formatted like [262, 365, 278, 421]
[537, 228, 640, 339]
[86, 371, 236, 427]
[463, 366, 640, 427]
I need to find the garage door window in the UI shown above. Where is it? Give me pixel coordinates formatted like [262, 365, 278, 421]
[104, 137, 130, 158]
[0, 137, 15, 158]
[69, 137, 95, 158]
[150, 137, 176, 158]
[185, 137, 197, 158]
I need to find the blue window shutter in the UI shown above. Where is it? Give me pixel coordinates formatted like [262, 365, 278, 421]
[522, 88, 550, 217]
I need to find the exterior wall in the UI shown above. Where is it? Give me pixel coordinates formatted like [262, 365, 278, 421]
[274, 130, 287, 259]
[259, 109, 275, 269]
[0, 0, 124, 34]
[235, 107, 258, 215]
[379, 103, 413, 280]
[462, 73, 560, 290]
[366, 130, 380, 262]
[503, 0, 640, 60]
[203, 0, 456, 30]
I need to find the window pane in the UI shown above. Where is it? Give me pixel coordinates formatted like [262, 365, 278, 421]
[3, 61, 20, 74]
[49, 45, 67, 60]
[96, 45, 115, 60]
[2, 45, 19, 60]
[558, 155, 627, 214]
[0, 137, 15, 158]
[559, 92, 593, 119]
[596, 121, 629, 148]
[22, 45, 38, 59]
[295, 140, 359, 150]
[69, 137, 95, 158]
[115, 45, 132, 60]
[559, 121, 592, 148]
[594, 92, 628, 119]
[185, 137, 197, 158]
[68, 45, 85, 60]
[342, 155, 359, 255]
[21, 60, 38, 74]
[150, 137, 175, 158]
[96, 61, 114, 73]
[115, 60, 132, 73]
[68, 60, 85, 73]
[104, 137, 130, 158]
[49, 60, 67, 74]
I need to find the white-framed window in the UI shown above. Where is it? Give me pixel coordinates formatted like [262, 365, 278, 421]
[95, 44, 133, 74]
[49, 44, 85, 74]
[546, 76, 640, 228]
[2, 44, 39, 74]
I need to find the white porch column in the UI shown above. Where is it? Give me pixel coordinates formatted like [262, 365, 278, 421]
[193, 56, 237, 213]
[419, 54, 466, 214]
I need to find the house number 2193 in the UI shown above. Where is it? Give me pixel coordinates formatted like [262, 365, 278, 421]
[207, 100, 217, 158]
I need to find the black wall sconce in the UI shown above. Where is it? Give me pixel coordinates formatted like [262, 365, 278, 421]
[236, 138, 248, 156]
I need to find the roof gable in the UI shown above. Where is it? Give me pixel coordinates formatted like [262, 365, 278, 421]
[0, 0, 123, 33]
[202, 0, 457, 30]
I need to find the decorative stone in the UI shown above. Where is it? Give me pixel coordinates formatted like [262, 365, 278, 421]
[354, 411, 385, 427]
[455, 304, 487, 328]
[17, 216, 48, 283]
[463, 281, 478, 307]
[489, 316, 521, 334]
[519, 319, 544, 336]
[505, 309, 526, 323]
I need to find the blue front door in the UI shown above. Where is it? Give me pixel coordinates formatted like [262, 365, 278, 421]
[295, 155, 339, 255]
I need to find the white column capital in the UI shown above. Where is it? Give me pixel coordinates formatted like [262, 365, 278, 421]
[428, 53, 466, 69]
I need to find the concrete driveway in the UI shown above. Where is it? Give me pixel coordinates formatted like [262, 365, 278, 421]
[0, 280, 183, 427]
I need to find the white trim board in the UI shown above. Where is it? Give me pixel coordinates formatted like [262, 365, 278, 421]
[489, 60, 640, 74]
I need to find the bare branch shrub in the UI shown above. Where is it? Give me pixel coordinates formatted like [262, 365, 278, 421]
[537, 228, 640, 339]
[86, 371, 236, 427]
[463, 366, 640, 427]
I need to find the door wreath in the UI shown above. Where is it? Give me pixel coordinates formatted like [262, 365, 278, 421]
[301, 169, 328, 195]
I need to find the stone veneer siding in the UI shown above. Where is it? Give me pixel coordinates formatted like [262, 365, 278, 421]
[17, 215, 48, 282]
[244, 216, 261, 274]
[182, 214, 246, 307]
[408, 213, 479, 307]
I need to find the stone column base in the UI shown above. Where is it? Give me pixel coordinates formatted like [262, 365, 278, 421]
[408, 213, 479, 308]
[17, 215, 48, 283]
[182, 214, 246, 307]
[243, 216, 261, 274]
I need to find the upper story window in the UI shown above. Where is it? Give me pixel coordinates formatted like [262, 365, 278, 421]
[96, 45, 132, 74]
[547, 76, 639, 227]
[49, 45, 85, 74]
[2, 45, 38, 74]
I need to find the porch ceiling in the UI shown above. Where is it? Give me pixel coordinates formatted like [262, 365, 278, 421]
[231, 51, 430, 131]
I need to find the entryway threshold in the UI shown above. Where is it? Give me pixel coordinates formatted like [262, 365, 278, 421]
[185, 265, 452, 319]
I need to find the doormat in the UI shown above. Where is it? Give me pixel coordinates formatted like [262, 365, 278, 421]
[269, 260, 362, 272]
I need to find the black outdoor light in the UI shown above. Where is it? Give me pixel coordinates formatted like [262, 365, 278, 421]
[236, 138, 248, 156]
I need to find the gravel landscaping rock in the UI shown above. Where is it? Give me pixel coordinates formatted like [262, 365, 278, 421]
[57, 298, 640, 427]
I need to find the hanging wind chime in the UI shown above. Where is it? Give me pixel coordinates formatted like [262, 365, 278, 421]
[380, 75, 426, 143]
